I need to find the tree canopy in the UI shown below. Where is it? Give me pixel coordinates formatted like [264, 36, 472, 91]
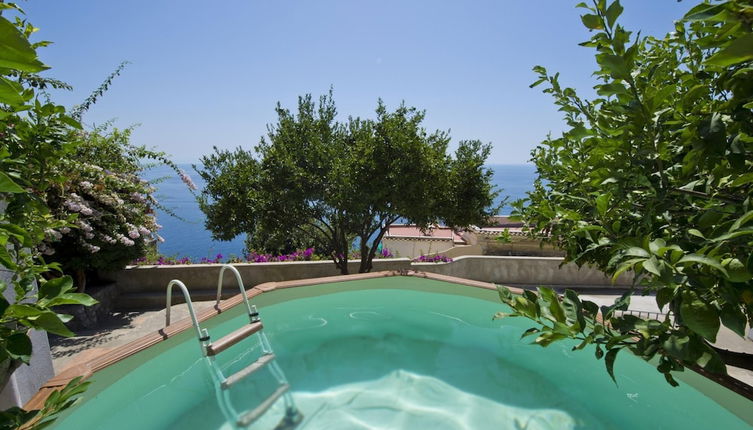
[197, 92, 499, 274]
[501, 0, 753, 385]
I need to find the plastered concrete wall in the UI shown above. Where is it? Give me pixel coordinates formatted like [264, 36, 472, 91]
[111, 258, 413, 293]
[382, 238, 455, 259]
[112, 255, 632, 295]
[0, 268, 55, 408]
[431, 244, 483, 258]
[413, 256, 633, 287]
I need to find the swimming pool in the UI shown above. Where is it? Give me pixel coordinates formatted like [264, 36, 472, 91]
[48, 273, 752, 429]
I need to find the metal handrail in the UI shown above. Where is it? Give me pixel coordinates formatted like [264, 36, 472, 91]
[165, 279, 204, 340]
[216, 264, 254, 320]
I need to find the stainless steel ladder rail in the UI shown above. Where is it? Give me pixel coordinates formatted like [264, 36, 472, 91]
[211, 265, 302, 428]
[216, 264, 255, 320]
[165, 280, 211, 354]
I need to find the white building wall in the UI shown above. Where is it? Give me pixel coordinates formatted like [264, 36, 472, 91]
[382, 237, 456, 259]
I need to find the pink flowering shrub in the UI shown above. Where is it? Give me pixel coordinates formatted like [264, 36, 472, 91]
[134, 248, 318, 265]
[348, 247, 395, 260]
[42, 126, 191, 289]
[412, 254, 453, 263]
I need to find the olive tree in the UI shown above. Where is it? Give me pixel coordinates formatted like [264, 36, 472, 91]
[500, 0, 753, 386]
[197, 92, 498, 274]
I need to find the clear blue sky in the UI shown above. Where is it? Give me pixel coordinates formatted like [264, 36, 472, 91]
[23, 1, 691, 164]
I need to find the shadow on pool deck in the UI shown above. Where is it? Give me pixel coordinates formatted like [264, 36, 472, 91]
[49, 301, 217, 373]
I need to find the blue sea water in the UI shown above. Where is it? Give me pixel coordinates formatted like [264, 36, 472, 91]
[146, 164, 537, 259]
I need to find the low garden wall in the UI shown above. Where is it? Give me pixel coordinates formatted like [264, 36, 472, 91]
[107, 255, 633, 309]
[414, 255, 633, 287]
[110, 258, 413, 293]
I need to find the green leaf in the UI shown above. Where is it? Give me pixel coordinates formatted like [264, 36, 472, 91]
[595, 344, 604, 359]
[595, 192, 610, 217]
[563, 289, 586, 328]
[612, 258, 642, 282]
[604, 348, 619, 383]
[0, 17, 48, 72]
[573, 334, 593, 350]
[642, 257, 662, 277]
[45, 293, 98, 308]
[683, 3, 726, 21]
[687, 229, 705, 239]
[38, 276, 74, 300]
[497, 285, 512, 303]
[711, 227, 753, 242]
[0, 245, 17, 271]
[5, 304, 43, 318]
[514, 296, 538, 319]
[581, 14, 603, 30]
[0, 77, 27, 107]
[624, 247, 649, 258]
[534, 331, 567, 347]
[677, 254, 727, 276]
[598, 54, 631, 80]
[706, 33, 753, 67]
[722, 258, 752, 282]
[604, 1, 623, 28]
[720, 304, 746, 338]
[729, 210, 753, 232]
[0, 171, 24, 193]
[679, 290, 719, 343]
[656, 287, 674, 311]
[663, 335, 691, 360]
[6, 333, 32, 363]
[648, 239, 666, 255]
[538, 287, 566, 323]
[28, 312, 75, 337]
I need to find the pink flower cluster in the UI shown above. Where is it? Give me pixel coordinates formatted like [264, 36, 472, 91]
[133, 248, 317, 266]
[246, 248, 314, 263]
[412, 254, 453, 263]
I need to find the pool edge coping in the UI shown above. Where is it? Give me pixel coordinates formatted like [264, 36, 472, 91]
[24, 270, 753, 412]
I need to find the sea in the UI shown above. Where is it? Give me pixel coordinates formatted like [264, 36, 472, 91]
[145, 164, 537, 260]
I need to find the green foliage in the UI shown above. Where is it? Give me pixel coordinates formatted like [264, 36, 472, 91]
[507, 0, 753, 385]
[70, 61, 129, 121]
[1, 377, 90, 430]
[198, 91, 499, 274]
[0, 6, 95, 428]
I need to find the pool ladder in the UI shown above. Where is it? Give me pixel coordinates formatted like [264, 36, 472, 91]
[165, 265, 303, 429]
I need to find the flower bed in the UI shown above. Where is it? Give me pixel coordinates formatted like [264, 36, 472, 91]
[412, 254, 453, 263]
[133, 247, 398, 266]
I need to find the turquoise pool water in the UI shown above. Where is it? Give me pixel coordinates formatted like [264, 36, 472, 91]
[53, 277, 751, 429]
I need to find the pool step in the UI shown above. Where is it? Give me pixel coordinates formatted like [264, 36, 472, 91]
[222, 353, 276, 389]
[237, 383, 290, 427]
[206, 322, 263, 356]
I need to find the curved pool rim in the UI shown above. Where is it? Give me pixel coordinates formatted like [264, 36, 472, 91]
[26, 270, 753, 426]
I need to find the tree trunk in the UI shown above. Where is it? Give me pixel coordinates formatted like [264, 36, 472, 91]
[75, 268, 87, 293]
[358, 235, 370, 273]
[332, 252, 349, 275]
